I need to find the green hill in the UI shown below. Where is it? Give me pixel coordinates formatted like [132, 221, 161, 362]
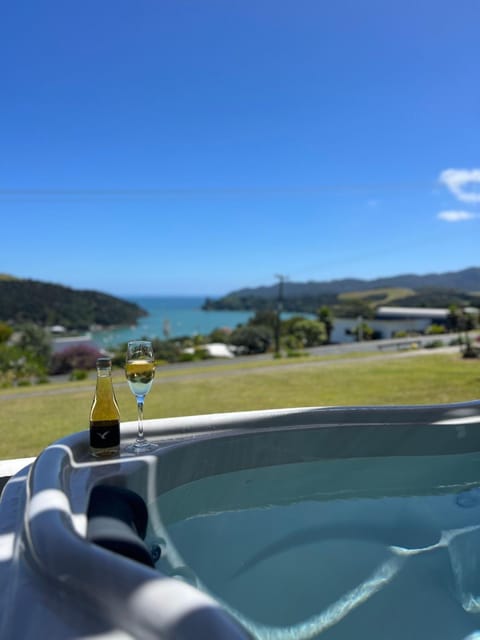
[203, 267, 480, 318]
[0, 278, 146, 330]
[338, 287, 416, 305]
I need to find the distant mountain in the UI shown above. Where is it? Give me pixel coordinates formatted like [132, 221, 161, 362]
[0, 277, 147, 330]
[224, 267, 480, 298]
[203, 267, 480, 317]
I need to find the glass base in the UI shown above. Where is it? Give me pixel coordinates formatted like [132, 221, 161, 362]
[124, 438, 159, 454]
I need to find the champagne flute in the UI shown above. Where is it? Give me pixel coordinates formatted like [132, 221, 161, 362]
[125, 340, 157, 453]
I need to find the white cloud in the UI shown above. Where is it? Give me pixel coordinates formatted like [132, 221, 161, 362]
[437, 210, 477, 222]
[439, 168, 480, 203]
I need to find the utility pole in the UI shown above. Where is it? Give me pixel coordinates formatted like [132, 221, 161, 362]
[274, 274, 288, 356]
[357, 315, 363, 342]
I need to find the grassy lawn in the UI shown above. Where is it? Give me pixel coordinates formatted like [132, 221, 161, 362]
[0, 350, 479, 459]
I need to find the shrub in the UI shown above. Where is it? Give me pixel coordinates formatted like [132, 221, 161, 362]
[179, 352, 195, 362]
[463, 345, 479, 359]
[351, 322, 375, 341]
[70, 369, 88, 381]
[179, 348, 209, 362]
[50, 344, 103, 375]
[286, 350, 308, 358]
[0, 323, 13, 344]
[424, 340, 444, 349]
[426, 324, 446, 335]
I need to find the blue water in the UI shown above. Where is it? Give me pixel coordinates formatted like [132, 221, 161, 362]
[92, 296, 255, 348]
[152, 454, 480, 637]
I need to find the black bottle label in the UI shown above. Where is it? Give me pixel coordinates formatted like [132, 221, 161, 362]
[90, 420, 120, 449]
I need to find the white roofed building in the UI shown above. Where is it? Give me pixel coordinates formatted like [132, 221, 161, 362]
[376, 306, 449, 321]
[372, 306, 449, 336]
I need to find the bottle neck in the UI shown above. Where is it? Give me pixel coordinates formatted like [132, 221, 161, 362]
[91, 366, 120, 418]
[95, 368, 115, 395]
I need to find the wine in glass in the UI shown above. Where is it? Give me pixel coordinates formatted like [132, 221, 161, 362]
[125, 340, 157, 453]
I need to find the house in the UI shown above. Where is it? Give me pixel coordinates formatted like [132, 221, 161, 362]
[371, 305, 478, 338]
[183, 343, 235, 359]
[375, 306, 449, 333]
[375, 306, 450, 322]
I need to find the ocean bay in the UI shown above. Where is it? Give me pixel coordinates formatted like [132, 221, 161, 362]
[91, 296, 359, 350]
[92, 296, 255, 348]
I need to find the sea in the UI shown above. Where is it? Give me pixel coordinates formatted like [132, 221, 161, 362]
[91, 296, 356, 349]
[91, 296, 257, 349]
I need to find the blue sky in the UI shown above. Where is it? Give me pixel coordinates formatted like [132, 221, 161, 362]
[1, 1, 480, 297]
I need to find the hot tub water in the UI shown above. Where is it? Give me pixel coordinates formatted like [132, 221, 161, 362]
[149, 453, 480, 639]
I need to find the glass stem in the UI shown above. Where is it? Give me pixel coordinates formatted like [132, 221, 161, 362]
[136, 396, 145, 441]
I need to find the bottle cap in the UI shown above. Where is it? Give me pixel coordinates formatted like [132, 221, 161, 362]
[96, 357, 112, 368]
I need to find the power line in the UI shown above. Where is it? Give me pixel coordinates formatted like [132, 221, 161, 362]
[0, 181, 438, 201]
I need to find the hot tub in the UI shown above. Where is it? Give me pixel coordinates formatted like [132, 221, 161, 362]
[2, 403, 480, 639]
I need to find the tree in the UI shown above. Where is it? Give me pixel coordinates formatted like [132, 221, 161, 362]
[248, 310, 278, 329]
[209, 327, 232, 343]
[146, 338, 182, 364]
[448, 304, 477, 333]
[0, 341, 49, 387]
[352, 321, 374, 341]
[0, 322, 13, 344]
[17, 323, 52, 370]
[447, 304, 461, 332]
[317, 306, 334, 343]
[281, 317, 326, 347]
[230, 325, 273, 354]
[0, 279, 146, 328]
[0, 344, 18, 386]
